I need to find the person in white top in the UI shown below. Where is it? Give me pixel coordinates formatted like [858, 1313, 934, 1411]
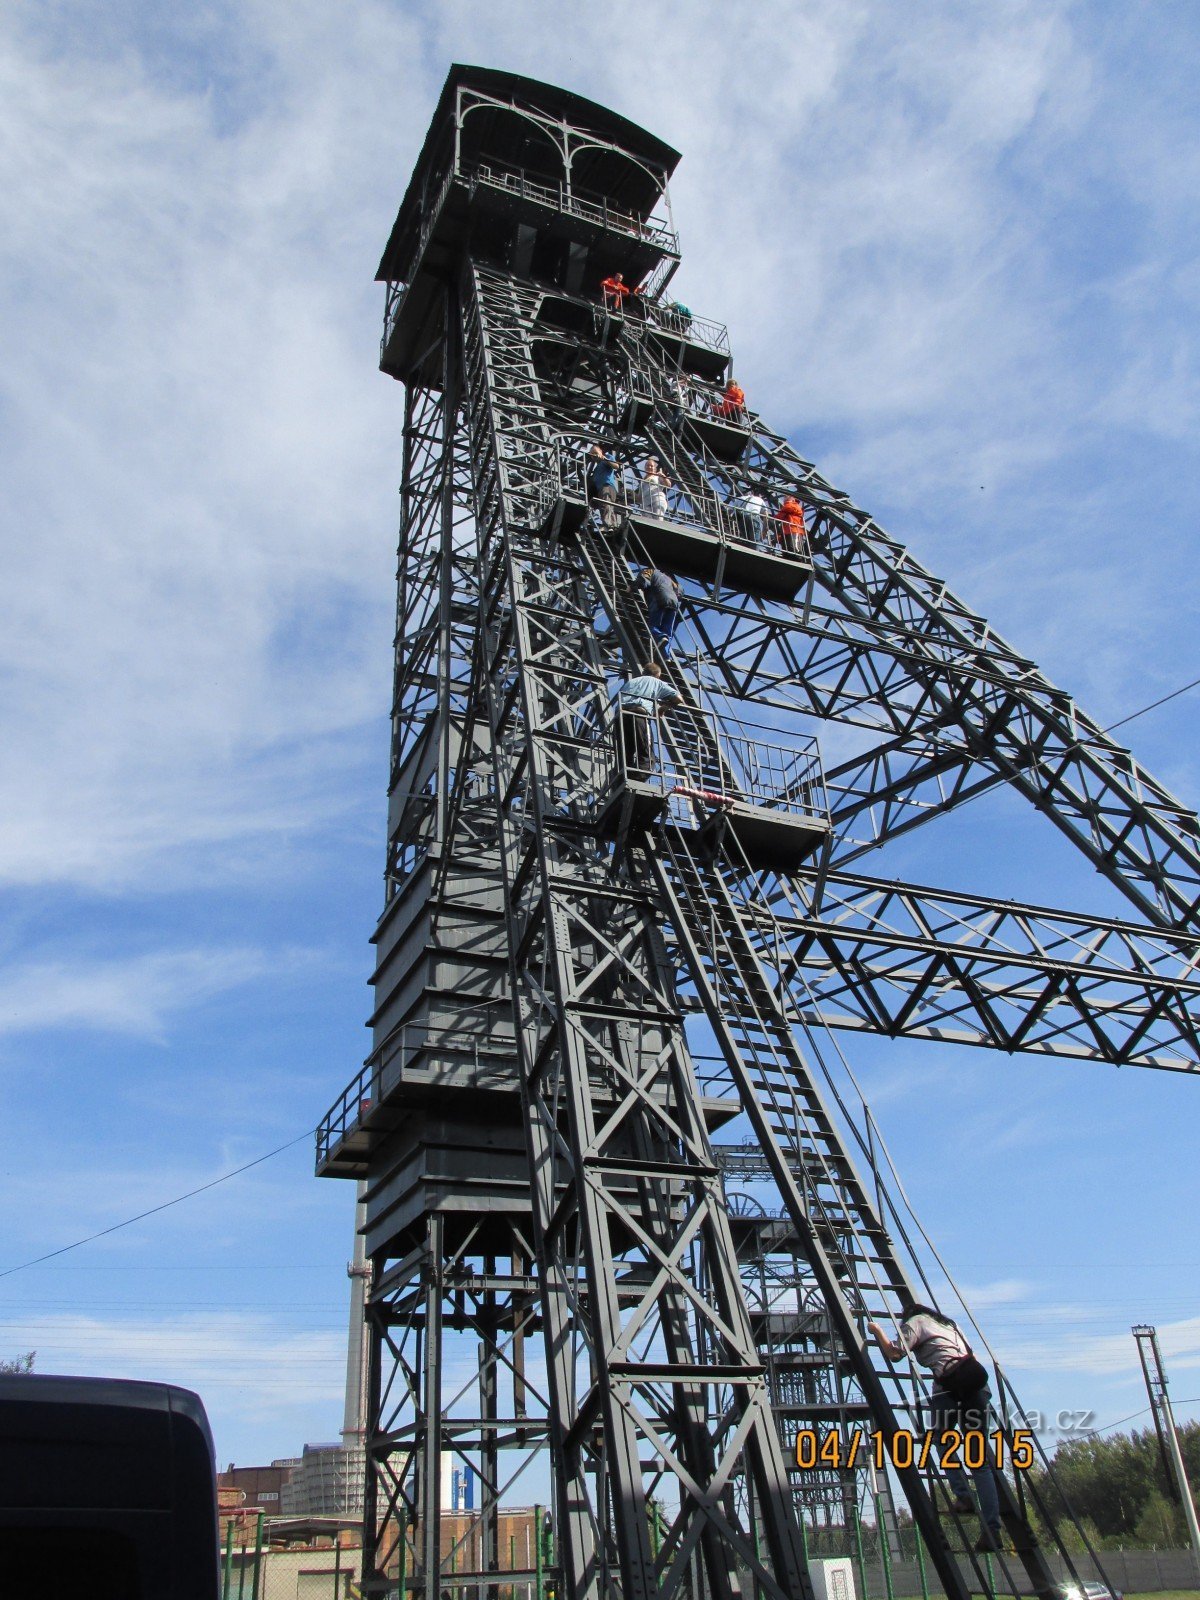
[869, 1301, 1003, 1552]
[729, 488, 768, 545]
[639, 458, 672, 519]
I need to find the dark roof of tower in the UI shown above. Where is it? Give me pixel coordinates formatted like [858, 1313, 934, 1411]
[376, 65, 681, 283]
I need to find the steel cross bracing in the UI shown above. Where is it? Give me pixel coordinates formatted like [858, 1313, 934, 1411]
[335, 65, 1200, 1600]
[617, 336, 1200, 931]
[728, 865, 1200, 1071]
[461, 261, 814, 1600]
[454, 260, 1088, 1600]
[560, 456, 1200, 1075]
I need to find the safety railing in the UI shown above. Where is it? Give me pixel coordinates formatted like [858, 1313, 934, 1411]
[625, 363, 749, 427]
[540, 435, 804, 563]
[594, 694, 827, 829]
[467, 159, 679, 254]
[553, 434, 729, 535]
[315, 1022, 514, 1169]
[316, 1060, 376, 1168]
[648, 302, 729, 356]
[544, 432, 819, 569]
[604, 295, 731, 360]
[716, 708, 828, 820]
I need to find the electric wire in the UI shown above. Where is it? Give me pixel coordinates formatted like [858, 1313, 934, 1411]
[0, 1127, 315, 1281]
[855, 668, 1200, 830]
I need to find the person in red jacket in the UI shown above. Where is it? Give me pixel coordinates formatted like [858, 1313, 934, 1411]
[712, 378, 746, 421]
[774, 496, 807, 558]
[601, 272, 633, 311]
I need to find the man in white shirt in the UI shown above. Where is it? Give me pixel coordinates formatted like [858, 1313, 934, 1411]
[729, 487, 768, 545]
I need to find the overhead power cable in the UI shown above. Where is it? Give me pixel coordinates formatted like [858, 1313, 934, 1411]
[0, 1127, 314, 1281]
[1104, 674, 1200, 734]
[852, 668, 1200, 829]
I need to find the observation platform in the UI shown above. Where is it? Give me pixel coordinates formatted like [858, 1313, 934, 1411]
[694, 797, 829, 873]
[595, 713, 832, 876]
[645, 320, 731, 383]
[378, 68, 681, 385]
[537, 483, 812, 603]
[620, 394, 751, 464]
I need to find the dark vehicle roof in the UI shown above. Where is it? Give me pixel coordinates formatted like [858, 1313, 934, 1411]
[0, 1374, 215, 1509]
[0, 1372, 211, 1429]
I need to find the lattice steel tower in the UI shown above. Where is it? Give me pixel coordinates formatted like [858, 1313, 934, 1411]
[317, 67, 1200, 1600]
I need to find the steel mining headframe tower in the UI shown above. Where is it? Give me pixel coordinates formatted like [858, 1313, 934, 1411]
[319, 63, 1200, 1600]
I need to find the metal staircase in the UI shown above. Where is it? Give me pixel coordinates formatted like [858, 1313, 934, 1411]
[317, 65, 1197, 1600]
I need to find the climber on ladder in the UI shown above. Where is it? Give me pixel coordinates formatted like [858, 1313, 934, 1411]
[617, 662, 680, 779]
[869, 1302, 1004, 1555]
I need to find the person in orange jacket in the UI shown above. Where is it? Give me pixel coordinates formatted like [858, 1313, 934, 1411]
[775, 496, 807, 557]
[712, 378, 746, 421]
[601, 271, 633, 311]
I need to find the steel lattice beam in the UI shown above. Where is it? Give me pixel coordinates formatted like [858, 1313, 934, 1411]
[326, 64, 1181, 1600]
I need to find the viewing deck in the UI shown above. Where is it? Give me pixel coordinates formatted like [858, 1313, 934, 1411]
[536, 442, 813, 602]
[380, 160, 679, 383]
[592, 704, 830, 874]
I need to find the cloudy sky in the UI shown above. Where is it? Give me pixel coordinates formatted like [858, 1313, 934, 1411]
[2, 1, 1198, 1473]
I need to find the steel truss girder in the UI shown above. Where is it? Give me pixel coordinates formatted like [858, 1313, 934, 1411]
[464, 262, 814, 1600]
[736, 865, 1200, 1071]
[563, 483, 1200, 1074]
[624, 336, 1200, 930]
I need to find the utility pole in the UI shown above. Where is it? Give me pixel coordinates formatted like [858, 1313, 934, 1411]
[1133, 1325, 1200, 1579]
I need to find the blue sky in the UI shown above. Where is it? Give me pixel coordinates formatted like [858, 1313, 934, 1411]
[1, 0, 1198, 1474]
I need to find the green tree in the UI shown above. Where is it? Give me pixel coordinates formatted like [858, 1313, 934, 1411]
[0, 1351, 35, 1374]
[1028, 1421, 1200, 1547]
[1134, 1489, 1186, 1548]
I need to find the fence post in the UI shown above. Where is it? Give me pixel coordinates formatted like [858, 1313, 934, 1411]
[853, 1506, 869, 1600]
[914, 1525, 931, 1600]
[534, 1505, 543, 1600]
[252, 1512, 265, 1600]
[873, 1481, 895, 1600]
[222, 1518, 235, 1600]
[334, 1533, 343, 1599]
[398, 1508, 408, 1600]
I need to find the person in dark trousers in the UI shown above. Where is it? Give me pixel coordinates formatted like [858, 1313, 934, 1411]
[638, 567, 682, 658]
[586, 444, 621, 530]
[617, 662, 680, 778]
[869, 1303, 1003, 1553]
[775, 495, 807, 557]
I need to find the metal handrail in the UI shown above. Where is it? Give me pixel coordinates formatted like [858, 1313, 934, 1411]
[543, 435, 804, 564]
[315, 1022, 507, 1165]
[469, 159, 679, 253]
[594, 690, 828, 832]
[612, 299, 730, 358]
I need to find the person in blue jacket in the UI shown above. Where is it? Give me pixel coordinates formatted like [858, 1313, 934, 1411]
[617, 662, 680, 778]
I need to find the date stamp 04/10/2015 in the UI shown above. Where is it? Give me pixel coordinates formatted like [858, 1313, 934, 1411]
[794, 1428, 1036, 1473]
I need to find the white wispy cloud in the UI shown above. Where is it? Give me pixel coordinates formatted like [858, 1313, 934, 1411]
[0, 1310, 348, 1458]
[1, 0, 1196, 902]
[0, 946, 284, 1040]
[999, 1312, 1200, 1379]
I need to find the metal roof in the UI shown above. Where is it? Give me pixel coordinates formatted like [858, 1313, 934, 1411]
[376, 64, 680, 283]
